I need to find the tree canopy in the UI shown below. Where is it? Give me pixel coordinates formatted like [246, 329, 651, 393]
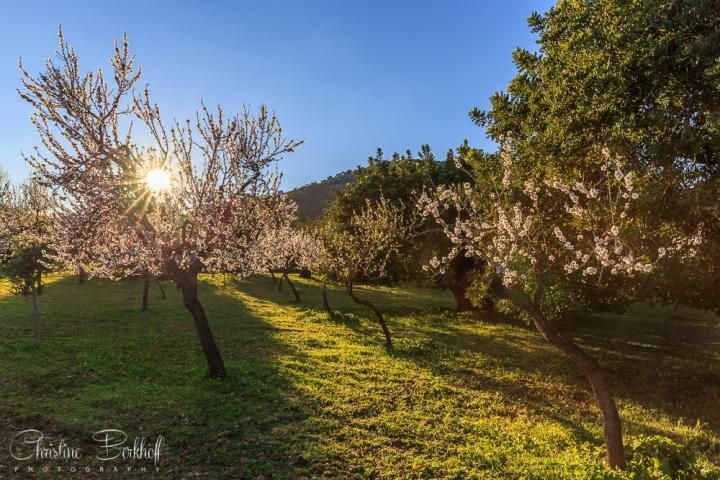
[323, 146, 468, 281]
[473, 0, 720, 311]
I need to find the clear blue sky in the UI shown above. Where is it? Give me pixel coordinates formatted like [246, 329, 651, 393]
[0, 0, 553, 189]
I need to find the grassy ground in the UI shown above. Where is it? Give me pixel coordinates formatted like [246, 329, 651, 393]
[0, 274, 718, 479]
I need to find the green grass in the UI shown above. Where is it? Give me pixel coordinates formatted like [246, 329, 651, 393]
[0, 274, 718, 479]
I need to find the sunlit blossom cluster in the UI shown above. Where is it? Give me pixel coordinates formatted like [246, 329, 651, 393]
[260, 208, 324, 274]
[418, 146, 699, 287]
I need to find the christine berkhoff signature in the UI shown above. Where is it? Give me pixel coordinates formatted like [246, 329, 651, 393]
[3, 429, 165, 475]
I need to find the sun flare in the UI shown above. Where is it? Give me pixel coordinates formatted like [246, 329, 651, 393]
[145, 168, 171, 193]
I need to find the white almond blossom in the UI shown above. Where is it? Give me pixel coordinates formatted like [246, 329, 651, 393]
[417, 147, 696, 287]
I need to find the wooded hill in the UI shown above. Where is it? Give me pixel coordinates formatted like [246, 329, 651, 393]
[286, 169, 355, 220]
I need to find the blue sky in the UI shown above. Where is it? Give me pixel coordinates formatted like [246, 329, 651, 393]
[0, 0, 553, 189]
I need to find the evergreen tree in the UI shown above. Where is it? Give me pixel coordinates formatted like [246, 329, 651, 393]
[474, 0, 720, 311]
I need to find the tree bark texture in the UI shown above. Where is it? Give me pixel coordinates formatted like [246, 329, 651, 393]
[31, 284, 40, 343]
[323, 283, 331, 313]
[494, 283, 626, 468]
[178, 273, 226, 377]
[156, 280, 166, 299]
[142, 276, 150, 311]
[448, 254, 493, 312]
[346, 280, 393, 349]
[283, 272, 301, 302]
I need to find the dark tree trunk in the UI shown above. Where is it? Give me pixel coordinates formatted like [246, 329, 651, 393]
[141, 276, 150, 311]
[35, 270, 44, 295]
[448, 254, 492, 312]
[78, 266, 86, 284]
[31, 284, 40, 343]
[346, 280, 393, 349]
[156, 280, 166, 299]
[449, 282, 476, 312]
[277, 273, 283, 292]
[283, 272, 301, 302]
[323, 283, 331, 313]
[494, 283, 626, 468]
[178, 273, 226, 377]
[269, 270, 277, 284]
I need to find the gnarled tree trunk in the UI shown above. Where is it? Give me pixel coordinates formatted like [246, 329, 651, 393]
[78, 266, 86, 284]
[449, 282, 475, 312]
[176, 272, 226, 377]
[156, 280, 166, 299]
[35, 270, 44, 295]
[494, 283, 626, 468]
[283, 272, 301, 302]
[141, 275, 150, 311]
[31, 284, 40, 343]
[346, 280, 393, 349]
[448, 254, 492, 312]
[322, 283, 331, 313]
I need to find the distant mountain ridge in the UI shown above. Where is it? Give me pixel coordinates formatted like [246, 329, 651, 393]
[286, 169, 355, 221]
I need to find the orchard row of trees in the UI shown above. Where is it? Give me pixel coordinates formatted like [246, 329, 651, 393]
[3, 29, 305, 379]
[1, 0, 718, 470]
[0, 169, 53, 341]
[307, 0, 718, 468]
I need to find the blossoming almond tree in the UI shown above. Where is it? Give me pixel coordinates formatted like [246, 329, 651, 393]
[259, 202, 322, 303]
[418, 145, 699, 467]
[315, 196, 410, 348]
[0, 177, 55, 342]
[19, 30, 301, 376]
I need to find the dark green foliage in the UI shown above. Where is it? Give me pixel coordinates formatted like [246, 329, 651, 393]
[474, 0, 720, 311]
[2, 244, 48, 297]
[330, 146, 467, 224]
[325, 145, 470, 283]
[475, 0, 720, 171]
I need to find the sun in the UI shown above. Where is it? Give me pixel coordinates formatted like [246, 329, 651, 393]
[145, 168, 171, 193]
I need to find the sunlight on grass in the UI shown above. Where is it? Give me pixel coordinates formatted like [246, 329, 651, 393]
[0, 273, 66, 301]
[0, 274, 718, 478]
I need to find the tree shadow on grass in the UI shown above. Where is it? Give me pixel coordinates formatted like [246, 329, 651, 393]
[0, 275, 341, 479]
[5, 275, 718, 477]
[167, 277, 720, 471]
[230, 276, 604, 449]
[386, 329, 603, 447]
[238, 274, 720, 441]
[559, 311, 720, 430]
[235, 274, 452, 348]
[194, 279, 720, 471]
[393, 306, 720, 449]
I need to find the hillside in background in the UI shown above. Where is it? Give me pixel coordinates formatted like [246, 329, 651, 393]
[286, 169, 355, 221]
